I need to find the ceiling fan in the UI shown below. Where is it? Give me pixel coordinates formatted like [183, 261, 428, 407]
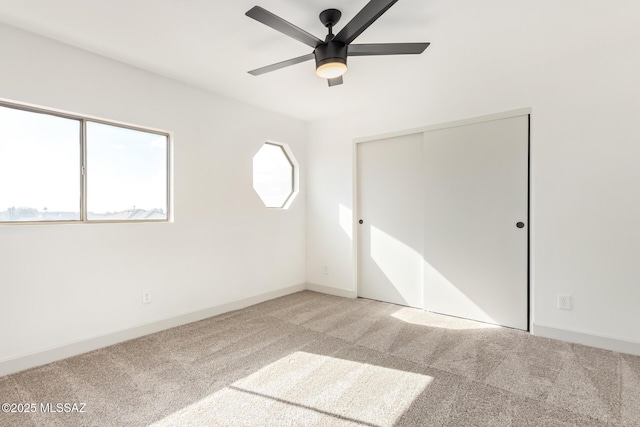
[246, 0, 430, 87]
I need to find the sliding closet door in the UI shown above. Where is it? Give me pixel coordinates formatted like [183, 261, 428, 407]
[357, 133, 424, 308]
[423, 115, 529, 330]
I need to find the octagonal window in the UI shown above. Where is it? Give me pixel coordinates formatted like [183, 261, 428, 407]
[253, 142, 297, 209]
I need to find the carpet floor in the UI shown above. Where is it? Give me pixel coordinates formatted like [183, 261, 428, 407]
[1, 291, 639, 426]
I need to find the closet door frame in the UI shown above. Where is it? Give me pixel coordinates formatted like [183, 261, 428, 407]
[352, 108, 532, 331]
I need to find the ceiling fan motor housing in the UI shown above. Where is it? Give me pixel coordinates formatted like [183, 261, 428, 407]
[314, 42, 348, 69]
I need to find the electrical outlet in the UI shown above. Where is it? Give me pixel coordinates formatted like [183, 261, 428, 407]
[323, 265, 329, 275]
[142, 290, 152, 305]
[558, 294, 571, 310]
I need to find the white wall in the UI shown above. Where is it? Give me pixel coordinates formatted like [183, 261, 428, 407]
[0, 23, 307, 364]
[306, 0, 640, 350]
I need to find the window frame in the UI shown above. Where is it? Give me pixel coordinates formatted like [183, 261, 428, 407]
[0, 99, 172, 225]
[252, 141, 299, 209]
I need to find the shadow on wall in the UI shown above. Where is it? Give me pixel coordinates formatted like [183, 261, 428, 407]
[354, 204, 496, 324]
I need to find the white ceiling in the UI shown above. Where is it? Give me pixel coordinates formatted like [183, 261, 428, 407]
[0, 0, 444, 121]
[0, 1, 628, 122]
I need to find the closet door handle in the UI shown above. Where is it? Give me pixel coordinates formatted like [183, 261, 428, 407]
[516, 222, 525, 229]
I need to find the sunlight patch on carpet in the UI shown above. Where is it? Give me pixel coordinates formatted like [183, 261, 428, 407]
[391, 307, 500, 330]
[152, 351, 432, 426]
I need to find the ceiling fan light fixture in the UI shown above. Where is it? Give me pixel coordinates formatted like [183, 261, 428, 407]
[316, 61, 347, 79]
[314, 42, 348, 80]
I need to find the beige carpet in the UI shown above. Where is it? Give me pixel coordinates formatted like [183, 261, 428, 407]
[1, 291, 639, 426]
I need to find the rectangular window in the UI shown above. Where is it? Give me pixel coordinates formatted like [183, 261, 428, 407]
[0, 101, 170, 223]
[86, 122, 168, 220]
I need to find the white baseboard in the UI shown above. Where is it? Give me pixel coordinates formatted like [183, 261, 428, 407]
[8, 287, 636, 378]
[532, 323, 640, 356]
[0, 283, 306, 378]
[305, 283, 357, 298]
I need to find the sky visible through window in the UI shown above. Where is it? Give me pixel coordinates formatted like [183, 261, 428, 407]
[87, 121, 167, 217]
[0, 105, 168, 222]
[0, 105, 81, 216]
[253, 143, 294, 208]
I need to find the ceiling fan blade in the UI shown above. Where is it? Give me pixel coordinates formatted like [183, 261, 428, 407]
[349, 42, 430, 56]
[334, 0, 398, 45]
[248, 53, 315, 76]
[328, 76, 343, 87]
[246, 6, 323, 48]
